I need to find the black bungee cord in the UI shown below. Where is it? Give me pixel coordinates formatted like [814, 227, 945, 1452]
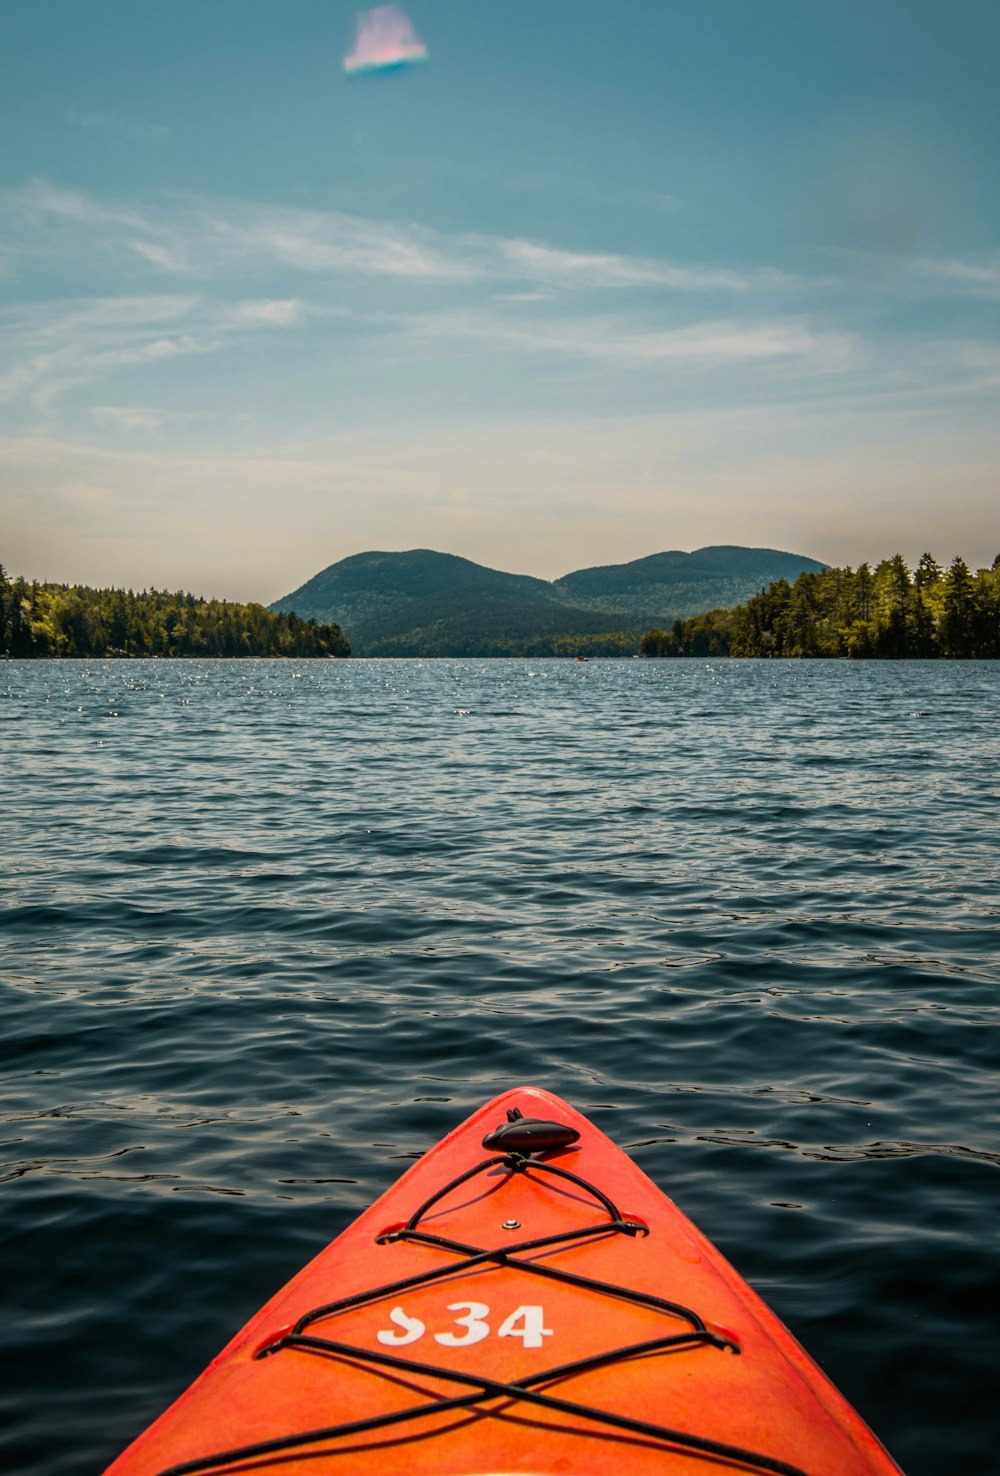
[152, 1115, 808, 1476]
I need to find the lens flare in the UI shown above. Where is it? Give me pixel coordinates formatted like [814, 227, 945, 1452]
[344, 5, 428, 75]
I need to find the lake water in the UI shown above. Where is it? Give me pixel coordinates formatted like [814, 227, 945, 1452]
[2, 657, 998, 1476]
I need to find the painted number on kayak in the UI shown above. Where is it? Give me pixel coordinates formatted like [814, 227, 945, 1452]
[377, 1303, 552, 1349]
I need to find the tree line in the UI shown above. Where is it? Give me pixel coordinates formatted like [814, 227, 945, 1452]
[7, 552, 997, 660]
[0, 567, 350, 658]
[641, 554, 1000, 659]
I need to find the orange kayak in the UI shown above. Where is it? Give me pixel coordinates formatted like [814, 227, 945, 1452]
[106, 1088, 903, 1476]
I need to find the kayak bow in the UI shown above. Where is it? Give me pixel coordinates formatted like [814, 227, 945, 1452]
[106, 1087, 903, 1476]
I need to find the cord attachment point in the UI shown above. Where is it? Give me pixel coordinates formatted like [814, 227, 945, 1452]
[620, 1214, 649, 1237]
[253, 1325, 293, 1360]
[482, 1106, 581, 1155]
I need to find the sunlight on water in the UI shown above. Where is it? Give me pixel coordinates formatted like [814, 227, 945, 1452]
[1, 657, 998, 1475]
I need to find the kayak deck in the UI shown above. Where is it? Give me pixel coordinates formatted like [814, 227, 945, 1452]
[106, 1088, 903, 1476]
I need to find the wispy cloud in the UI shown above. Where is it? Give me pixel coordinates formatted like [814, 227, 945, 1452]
[913, 254, 1000, 296]
[0, 180, 798, 295]
[0, 335, 210, 416]
[2, 181, 477, 282]
[91, 405, 163, 431]
[486, 239, 769, 292]
[396, 307, 854, 372]
[3, 178, 995, 495]
[0, 295, 202, 407]
[4, 295, 198, 345]
[0, 290, 306, 412]
[825, 245, 1000, 301]
[129, 239, 184, 271]
[224, 298, 304, 327]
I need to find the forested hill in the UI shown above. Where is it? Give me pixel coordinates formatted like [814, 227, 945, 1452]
[554, 545, 826, 616]
[271, 545, 824, 656]
[0, 568, 350, 658]
[641, 554, 1000, 659]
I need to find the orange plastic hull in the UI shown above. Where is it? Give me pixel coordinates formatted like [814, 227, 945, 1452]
[106, 1088, 903, 1475]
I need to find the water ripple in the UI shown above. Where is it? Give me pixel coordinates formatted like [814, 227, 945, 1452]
[1, 657, 998, 1476]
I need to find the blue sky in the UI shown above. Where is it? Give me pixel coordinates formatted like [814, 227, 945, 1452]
[2, 0, 998, 600]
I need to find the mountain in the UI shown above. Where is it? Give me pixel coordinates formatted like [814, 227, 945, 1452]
[269, 549, 619, 656]
[270, 545, 825, 656]
[271, 550, 561, 630]
[554, 546, 827, 619]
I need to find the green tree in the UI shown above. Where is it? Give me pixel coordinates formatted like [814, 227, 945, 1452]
[940, 556, 975, 657]
[0, 570, 351, 659]
[872, 555, 913, 657]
